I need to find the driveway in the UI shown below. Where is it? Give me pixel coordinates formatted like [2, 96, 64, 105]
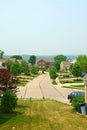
[17, 73, 81, 104]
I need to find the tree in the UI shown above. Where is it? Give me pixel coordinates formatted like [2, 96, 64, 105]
[54, 54, 67, 70]
[28, 55, 36, 66]
[0, 50, 4, 58]
[1, 90, 18, 112]
[0, 69, 18, 113]
[10, 55, 23, 60]
[54, 54, 67, 61]
[76, 55, 87, 73]
[21, 60, 29, 75]
[49, 66, 57, 80]
[30, 66, 38, 74]
[7, 60, 22, 76]
[54, 60, 60, 70]
[0, 69, 18, 93]
[70, 55, 87, 77]
[10, 62, 22, 76]
[7, 60, 13, 71]
[71, 62, 82, 78]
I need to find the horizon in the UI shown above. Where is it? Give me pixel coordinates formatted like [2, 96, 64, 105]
[3, 54, 79, 61]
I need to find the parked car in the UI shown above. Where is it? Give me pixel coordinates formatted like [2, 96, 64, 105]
[68, 91, 84, 102]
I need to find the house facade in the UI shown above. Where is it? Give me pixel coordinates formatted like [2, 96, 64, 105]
[60, 61, 71, 71]
[0, 58, 17, 69]
[36, 59, 54, 68]
[60, 59, 76, 71]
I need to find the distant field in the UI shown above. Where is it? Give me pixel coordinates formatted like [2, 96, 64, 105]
[0, 99, 87, 130]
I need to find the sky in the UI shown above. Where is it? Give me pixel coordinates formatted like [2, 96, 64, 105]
[0, 0, 87, 55]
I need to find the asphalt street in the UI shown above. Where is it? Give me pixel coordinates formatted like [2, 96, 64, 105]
[17, 73, 77, 104]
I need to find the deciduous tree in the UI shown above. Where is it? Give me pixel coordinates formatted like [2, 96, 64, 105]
[0, 69, 18, 92]
[71, 55, 87, 77]
[0, 50, 4, 58]
[21, 60, 29, 75]
[49, 66, 57, 80]
[54, 54, 67, 70]
[30, 66, 38, 74]
[28, 55, 36, 66]
[10, 55, 23, 60]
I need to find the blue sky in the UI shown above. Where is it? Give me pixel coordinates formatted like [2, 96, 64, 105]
[0, 0, 87, 55]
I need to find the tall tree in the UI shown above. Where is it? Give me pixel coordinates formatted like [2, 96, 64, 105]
[54, 54, 67, 70]
[28, 55, 36, 66]
[0, 50, 4, 58]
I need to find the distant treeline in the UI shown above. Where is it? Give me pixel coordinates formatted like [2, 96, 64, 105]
[4, 54, 78, 61]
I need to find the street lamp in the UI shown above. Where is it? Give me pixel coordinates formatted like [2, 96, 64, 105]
[82, 73, 87, 104]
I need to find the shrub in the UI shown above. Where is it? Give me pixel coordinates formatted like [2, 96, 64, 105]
[52, 80, 57, 85]
[1, 90, 18, 112]
[49, 67, 57, 80]
[72, 96, 84, 111]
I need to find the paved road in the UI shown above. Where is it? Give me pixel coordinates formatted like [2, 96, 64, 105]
[17, 73, 79, 104]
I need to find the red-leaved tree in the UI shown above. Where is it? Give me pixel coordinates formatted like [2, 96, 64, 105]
[0, 69, 19, 93]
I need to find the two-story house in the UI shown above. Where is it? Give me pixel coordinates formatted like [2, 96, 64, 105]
[36, 59, 54, 68]
[60, 59, 76, 71]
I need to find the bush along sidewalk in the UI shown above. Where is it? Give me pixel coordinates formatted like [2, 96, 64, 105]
[71, 96, 87, 115]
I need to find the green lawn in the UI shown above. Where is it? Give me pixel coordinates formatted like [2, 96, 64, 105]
[0, 99, 87, 130]
[17, 80, 28, 87]
[60, 79, 83, 84]
[63, 85, 84, 90]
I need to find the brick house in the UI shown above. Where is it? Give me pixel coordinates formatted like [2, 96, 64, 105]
[36, 59, 54, 68]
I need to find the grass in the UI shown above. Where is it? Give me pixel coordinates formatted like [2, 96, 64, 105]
[17, 74, 39, 87]
[29, 74, 39, 80]
[60, 79, 83, 84]
[17, 80, 28, 87]
[0, 99, 87, 130]
[63, 85, 84, 90]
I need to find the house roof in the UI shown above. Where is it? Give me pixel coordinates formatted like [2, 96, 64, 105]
[69, 59, 76, 64]
[0, 58, 17, 63]
[61, 61, 71, 66]
[36, 58, 54, 63]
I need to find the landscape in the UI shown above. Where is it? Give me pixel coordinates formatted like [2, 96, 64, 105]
[0, 0, 87, 130]
[0, 51, 87, 130]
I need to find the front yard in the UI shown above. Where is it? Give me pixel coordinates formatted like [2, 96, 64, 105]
[0, 99, 87, 130]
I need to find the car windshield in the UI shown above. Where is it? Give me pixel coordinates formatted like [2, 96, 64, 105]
[71, 92, 84, 96]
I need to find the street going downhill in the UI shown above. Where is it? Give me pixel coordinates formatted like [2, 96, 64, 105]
[17, 73, 76, 104]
